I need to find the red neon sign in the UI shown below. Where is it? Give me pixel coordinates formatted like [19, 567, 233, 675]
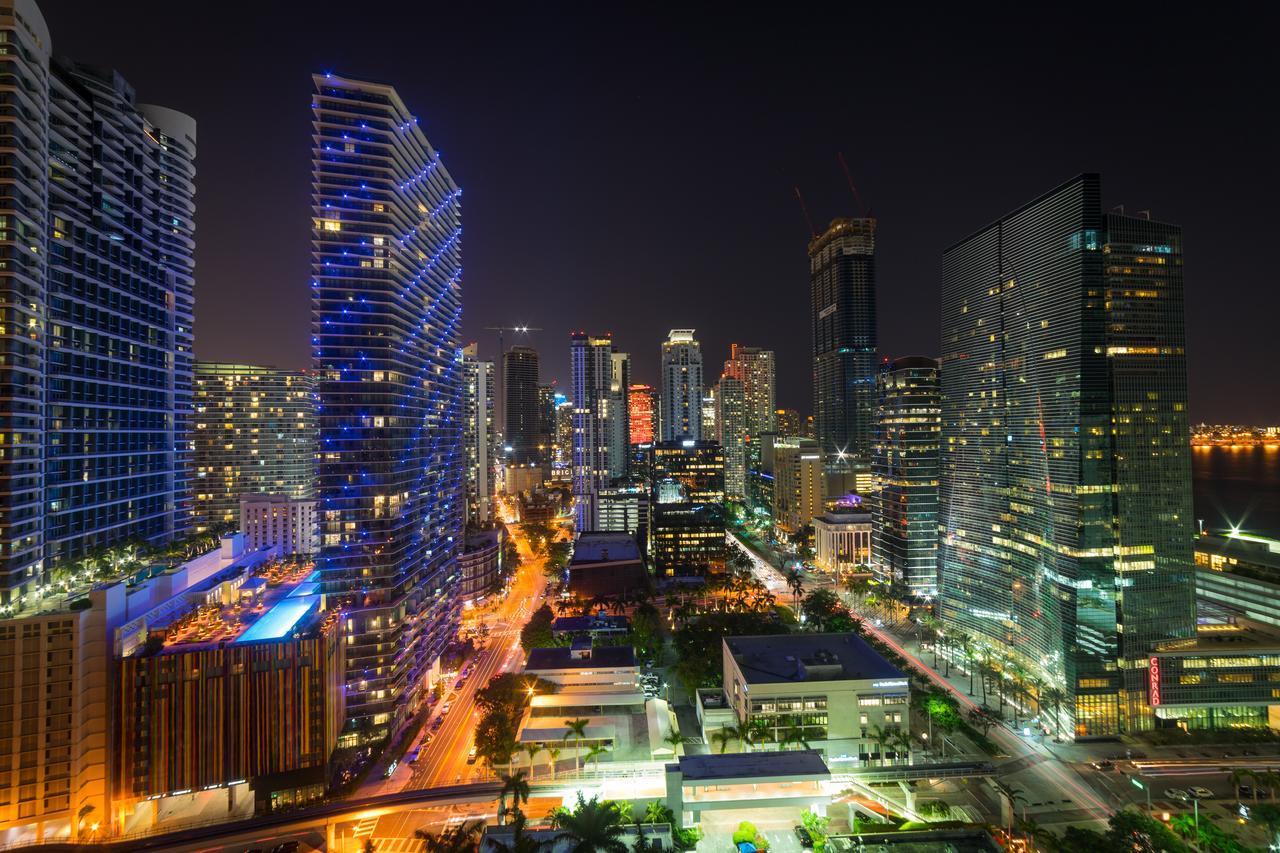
[1148, 656, 1162, 706]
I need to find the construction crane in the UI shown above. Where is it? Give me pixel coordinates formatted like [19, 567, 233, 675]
[836, 152, 871, 219]
[793, 186, 816, 238]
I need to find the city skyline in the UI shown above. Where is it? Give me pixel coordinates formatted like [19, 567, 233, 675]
[34, 2, 1276, 423]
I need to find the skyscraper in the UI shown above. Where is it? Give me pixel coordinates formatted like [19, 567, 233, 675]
[775, 408, 803, 438]
[461, 344, 495, 524]
[871, 357, 939, 599]
[939, 174, 1196, 736]
[311, 73, 463, 743]
[608, 352, 631, 479]
[725, 345, 777, 438]
[661, 329, 703, 440]
[715, 375, 747, 500]
[504, 346, 541, 464]
[772, 438, 824, 542]
[0, 2, 198, 603]
[571, 333, 616, 529]
[192, 363, 317, 529]
[628, 383, 658, 447]
[649, 440, 726, 576]
[810, 218, 877, 464]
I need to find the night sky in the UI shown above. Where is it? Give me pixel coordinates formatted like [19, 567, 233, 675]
[39, 3, 1278, 422]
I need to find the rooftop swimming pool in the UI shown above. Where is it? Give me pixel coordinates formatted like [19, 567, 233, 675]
[235, 595, 319, 643]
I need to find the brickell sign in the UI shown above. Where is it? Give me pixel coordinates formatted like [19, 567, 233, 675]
[1148, 656, 1162, 706]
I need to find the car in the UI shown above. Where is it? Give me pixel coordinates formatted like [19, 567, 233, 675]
[1164, 788, 1191, 803]
[1189, 786, 1215, 800]
[271, 843, 300, 853]
[384, 759, 398, 778]
[1240, 784, 1254, 798]
[794, 825, 814, 848]
[467, 746, 478, 764]
[406, 747, 421, 764]
[1090, 760, 1114, 771]
[430, 717, 444, 731]
[441, 702, 452, 714]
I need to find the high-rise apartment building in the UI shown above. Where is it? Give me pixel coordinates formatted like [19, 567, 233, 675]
[939, 174, 1196, 736]
[503, 346, 541, 464]
[192, 363, 317, 530]
[461, 344, 495, 523]
[775, 409, 802, 438]
[871, 357, 940, 599]
[810, 218, 877, 465]
[628, 383, 657, 447]
[608, 353, 630, 479]
[649, 440, 726, 576]
[715, 375, 747, 500]
[311, 73, 463, 743]
[701, 389, 717, 440]
[725, 345, 776, 438]
[660, 329, 703, 441]
[0, 2, 198, 604]
[570, 333, 616, 529]
[772, 438, 824, 542]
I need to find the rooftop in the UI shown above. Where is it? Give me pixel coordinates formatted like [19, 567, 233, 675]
[669, 749, 830, 781]
[136, 559, 331, 655]
[552, 614, 630, 633]
[571, 532, 642, 564]
[725, 632, 904, 684]
[525, 644, 637, 671]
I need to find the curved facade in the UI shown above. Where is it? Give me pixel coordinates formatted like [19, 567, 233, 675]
[310, 74, 463, 744]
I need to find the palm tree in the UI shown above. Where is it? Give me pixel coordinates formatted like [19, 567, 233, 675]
[414, 819, 483, 853]
[497, 769, 531, 826]
[662, 729, 683, 756]
[1232, 767, 1255, 801]
[991, 781, 1026, 833]
[710, 726, 737, 754]
[584, 744, 610, 771]
[485, 812, 547, 853]
[563, 718, 589, 773]
[545, 746, 561, 781]
[746, 718, 771, 750]
[778, 727, 811, 751]
[1041, 686, 1066, 740]
[890, 729, 913, 765]
[785, 568, 805, 611]
[866, 724, 892, 767]
[550, 794, 630, 853]
[522, 744, 542, 778]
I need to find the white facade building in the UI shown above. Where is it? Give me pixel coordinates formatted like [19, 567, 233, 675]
[813, 509, 873, 577]
[660, 330, 703, 441]
[240, 494, 318, 555]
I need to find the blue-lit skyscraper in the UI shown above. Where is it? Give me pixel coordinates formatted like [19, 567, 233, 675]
[311, 73, 463, 744]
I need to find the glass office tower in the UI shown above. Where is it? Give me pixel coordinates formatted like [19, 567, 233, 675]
[810, 218, 877, 464]
[570, 333, 615, 530]
[311, 73, 463, 744]
[872, 357, 940, 599]
[939, 174, 1195, 736]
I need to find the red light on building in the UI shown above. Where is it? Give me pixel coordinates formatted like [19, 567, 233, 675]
[628, 384, 655, 445]
[1148, 656, 1162, 706]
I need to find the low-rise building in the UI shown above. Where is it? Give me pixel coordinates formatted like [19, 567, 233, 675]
[813, 508, 873, 578]
[718, 633, 913, 764]
[551, 613, 630, 641]
[664, 750, 830, 829]
[459, 527, 504, 602]
[568, 532, 648, 599]
[240, 493, 318, 555]
[112, 558, 344, 831]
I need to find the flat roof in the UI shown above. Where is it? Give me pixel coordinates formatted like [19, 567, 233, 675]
[670, 749, 830, 781]
[725, 632, 904, 684]
[525, 645, 637, 670]
[553, 614, 630, 632]
[571, 532, 642, 564]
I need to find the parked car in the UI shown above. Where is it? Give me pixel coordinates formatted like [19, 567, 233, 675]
[794, 826, 814, 849]
[441, 702, 452, 715]
[1189, 786, 1215, 799]
[1164, 788, 1191, 803]
[271, 843, 300, 853]
[407, 747, 421, 764]
[1240, 784, 1254, 798]
[467, 746, 478, 765]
